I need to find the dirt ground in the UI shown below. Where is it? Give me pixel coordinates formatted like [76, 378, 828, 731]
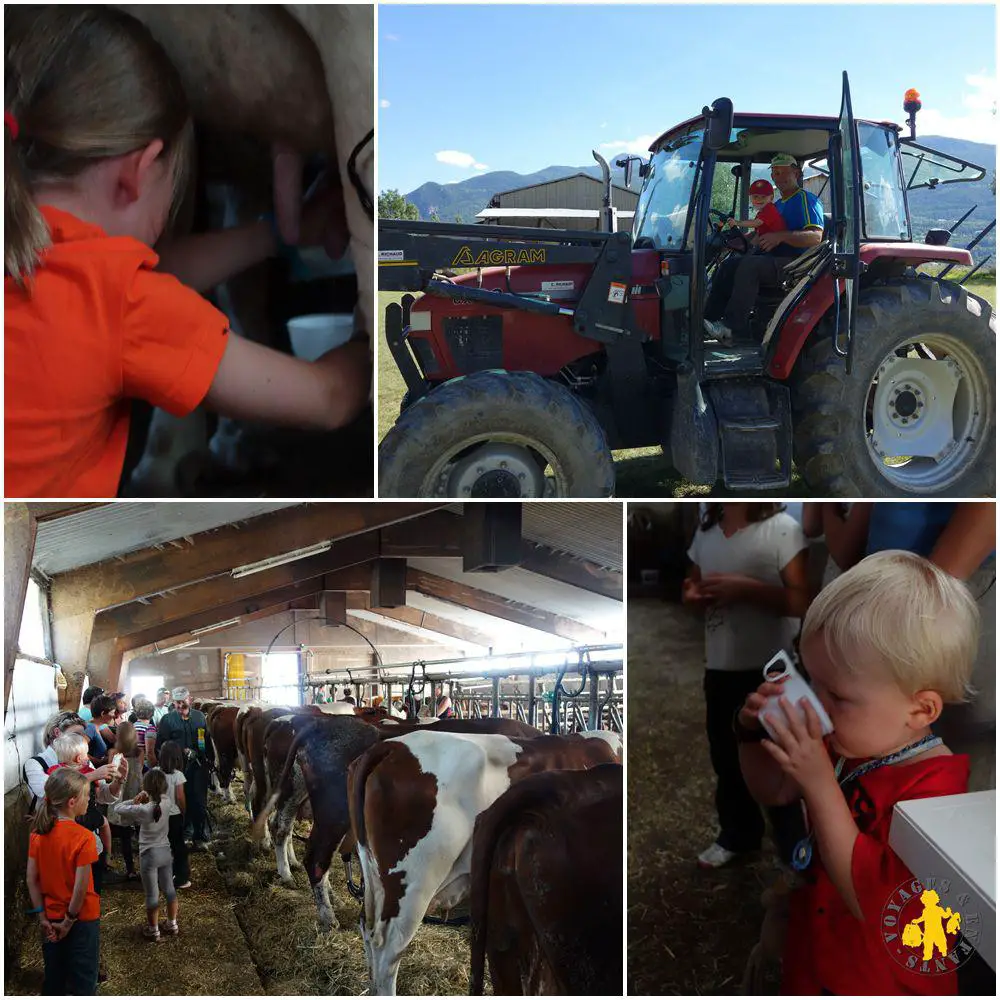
[627, 598, 782, 995]
[8, 842, 263, 995]
[8, 777, 475, 997]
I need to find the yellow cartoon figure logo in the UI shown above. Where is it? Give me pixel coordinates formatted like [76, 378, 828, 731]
[900, 889, 962, 962]
[882, 879, 977, 974]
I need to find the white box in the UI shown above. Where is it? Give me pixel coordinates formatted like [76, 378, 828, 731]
[889, 790, 995, 971]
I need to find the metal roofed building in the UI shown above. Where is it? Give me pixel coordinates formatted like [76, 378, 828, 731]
[477, 172, 638, 231]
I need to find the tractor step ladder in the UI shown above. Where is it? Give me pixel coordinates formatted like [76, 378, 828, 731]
[706, 381, 792, 489]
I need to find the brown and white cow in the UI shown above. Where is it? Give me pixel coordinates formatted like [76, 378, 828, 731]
[245, 705, 324, 842]
[349, 729, 618, 995]
[206, 704, 243, 803]
[253, 713, 379, 927]
[469, 763, 623, 996]
[253, 716, 546, 930]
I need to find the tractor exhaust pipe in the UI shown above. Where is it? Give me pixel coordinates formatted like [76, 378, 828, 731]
[592, 150, 615, 232]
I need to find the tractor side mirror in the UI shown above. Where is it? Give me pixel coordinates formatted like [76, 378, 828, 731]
[925, 228, 951, 246]
[622, 158, 633, 189]
[703, 98, 734, 151]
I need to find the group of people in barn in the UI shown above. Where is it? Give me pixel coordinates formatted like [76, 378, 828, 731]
[22, 674, 624, 996]
[22, 685, 212, 993]
[683, 501, 994, 995]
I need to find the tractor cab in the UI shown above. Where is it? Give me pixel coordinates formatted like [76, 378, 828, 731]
[632, 75, 988, 388]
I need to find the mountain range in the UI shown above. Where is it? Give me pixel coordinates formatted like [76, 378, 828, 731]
[402, 136, 995, 262]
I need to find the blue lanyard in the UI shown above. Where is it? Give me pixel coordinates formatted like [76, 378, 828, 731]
[792, 733, 942, 872]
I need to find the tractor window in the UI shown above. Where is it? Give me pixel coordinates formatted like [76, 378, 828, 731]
[711, 163, 739, 218]
[632, 129, 703, 250]
[899, 139, 987, 191]
[858, 123, 910, 240]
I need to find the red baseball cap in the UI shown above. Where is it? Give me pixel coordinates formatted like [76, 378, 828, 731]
[749, 179, 774, 197]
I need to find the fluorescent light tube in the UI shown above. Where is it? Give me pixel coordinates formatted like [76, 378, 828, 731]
[190, 618, 242, 636]
[231, 541, 332, 579]
[155, 639, 200, 655]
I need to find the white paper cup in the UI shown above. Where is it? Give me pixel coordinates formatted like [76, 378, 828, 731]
[287, 313, 354, 361]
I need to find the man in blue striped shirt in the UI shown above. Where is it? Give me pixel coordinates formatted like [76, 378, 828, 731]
[704, 153, 825, 344]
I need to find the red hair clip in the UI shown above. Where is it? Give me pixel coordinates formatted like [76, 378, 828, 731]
[5, 111, 20, 140]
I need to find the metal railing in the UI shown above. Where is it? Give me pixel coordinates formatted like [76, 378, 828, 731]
[221, 645, 624, 735]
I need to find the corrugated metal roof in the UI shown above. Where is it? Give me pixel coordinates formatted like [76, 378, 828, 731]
[34, 501, 622, 580]
[522, 502, 622, 571]
[33, 503, 303, 576]
[445, 503, 622, 571]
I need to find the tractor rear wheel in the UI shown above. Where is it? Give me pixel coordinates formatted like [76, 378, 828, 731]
[378, 371, 615, 497]
[790, 276, 994, 496]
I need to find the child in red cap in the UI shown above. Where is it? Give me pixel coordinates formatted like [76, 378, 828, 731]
[724, 179, 786, 238]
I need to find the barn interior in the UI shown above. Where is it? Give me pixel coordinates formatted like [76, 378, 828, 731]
[4, 500, 624, 995]
[627, 502, 996, 995]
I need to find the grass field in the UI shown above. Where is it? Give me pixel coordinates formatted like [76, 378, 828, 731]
[377, 274, 996, 497]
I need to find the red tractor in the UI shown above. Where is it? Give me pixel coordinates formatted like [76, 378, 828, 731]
[378, 74, 994, 497]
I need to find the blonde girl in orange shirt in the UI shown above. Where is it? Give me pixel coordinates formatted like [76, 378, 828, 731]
[4, 6, 370, 498]
[27, 768, 102, 994]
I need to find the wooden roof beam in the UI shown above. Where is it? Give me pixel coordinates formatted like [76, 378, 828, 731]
[50, 502, 445, 618]
[407, 569, 606, 645]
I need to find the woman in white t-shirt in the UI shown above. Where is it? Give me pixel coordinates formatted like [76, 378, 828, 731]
[683, 503, 809, 869]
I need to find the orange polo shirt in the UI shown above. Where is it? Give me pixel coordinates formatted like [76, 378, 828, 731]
[4, 206, 230, 498]
[28, 818, 101, 922]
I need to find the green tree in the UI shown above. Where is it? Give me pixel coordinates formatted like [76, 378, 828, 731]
[429, 211, 441, 223]
[378, 189, 420, 221]
[454, 214, 464, 224]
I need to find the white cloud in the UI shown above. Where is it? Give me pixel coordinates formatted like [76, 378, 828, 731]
[599, 133, 657, 155]
[918, 73, 997, 143]
[379, 99, 391, 109]
[384, 33, 400, 42]
[435, 150, 489, 171]
[600, 122, 608, 129]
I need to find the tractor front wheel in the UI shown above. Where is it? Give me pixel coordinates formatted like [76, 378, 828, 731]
[378, 371, 615, 498]
[791, 277, 995, 496]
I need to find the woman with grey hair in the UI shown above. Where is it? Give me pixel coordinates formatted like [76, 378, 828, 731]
[23, 712, 90, 809]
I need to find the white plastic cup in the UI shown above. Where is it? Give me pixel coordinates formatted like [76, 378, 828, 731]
[758, 649, 834, 739]
[287, 313, 354, 361]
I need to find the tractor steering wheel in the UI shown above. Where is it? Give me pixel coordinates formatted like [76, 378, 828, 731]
[708, 209, 750, 255]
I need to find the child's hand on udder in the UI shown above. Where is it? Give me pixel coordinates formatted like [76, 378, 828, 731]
[760, 698, 835, 789]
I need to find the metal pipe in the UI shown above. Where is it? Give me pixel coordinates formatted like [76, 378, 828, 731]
[491, 676, 500, 718]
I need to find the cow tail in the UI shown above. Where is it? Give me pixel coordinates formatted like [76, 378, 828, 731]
[250, 727, 306, 840]
[469, 777, 557, 995]
[348, 741, 398, 850]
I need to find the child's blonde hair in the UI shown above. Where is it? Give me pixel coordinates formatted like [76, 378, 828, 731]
[51, 732, 89, 765]
[4, 6, 193, 283]
[802, 550, 978, 702]
[32, 768, 89, 835]
[115, 720, 139, 758]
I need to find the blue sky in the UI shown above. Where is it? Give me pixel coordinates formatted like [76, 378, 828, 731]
[378, 3, 997, 195]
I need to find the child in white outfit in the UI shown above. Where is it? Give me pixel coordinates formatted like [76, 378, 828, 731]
[114, 768, 178, 940]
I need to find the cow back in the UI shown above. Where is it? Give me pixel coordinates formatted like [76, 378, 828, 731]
[469, 764, 623, 995]
[374, 717, 541, 742]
